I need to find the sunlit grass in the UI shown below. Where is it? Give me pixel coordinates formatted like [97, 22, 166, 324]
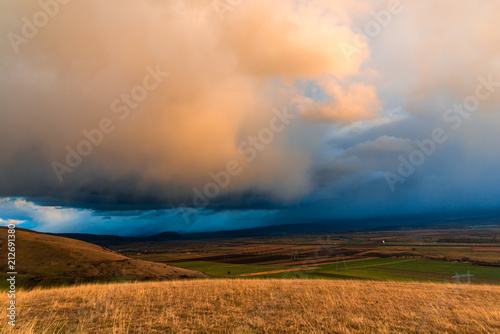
[2, 279, 499, 333]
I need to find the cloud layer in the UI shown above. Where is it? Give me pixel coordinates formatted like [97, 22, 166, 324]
[0, 0, 377, 208]
[2, 0, 500, 234]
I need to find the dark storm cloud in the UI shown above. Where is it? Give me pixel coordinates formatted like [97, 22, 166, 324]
[2, 0, 500, 235]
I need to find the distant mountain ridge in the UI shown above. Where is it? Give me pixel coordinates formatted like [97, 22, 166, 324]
[49, 223, 336, 247]
[48, 231, 180, 246]
[45, 217, 500, 248]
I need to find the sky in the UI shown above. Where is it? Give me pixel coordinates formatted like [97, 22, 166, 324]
[1, 0, 500, 235]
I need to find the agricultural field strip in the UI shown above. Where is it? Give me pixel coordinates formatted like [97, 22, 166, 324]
[170, 261, 291, 275]
[236, 266, 320, 277]
[381, 243, 499, 247]
[341, 259, 416, 269]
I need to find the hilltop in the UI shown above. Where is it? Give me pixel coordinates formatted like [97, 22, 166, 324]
[0, 227, 206, 288]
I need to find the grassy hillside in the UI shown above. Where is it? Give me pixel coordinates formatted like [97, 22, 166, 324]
[0, 227, 206, 288]
[2, 279, 499, 333]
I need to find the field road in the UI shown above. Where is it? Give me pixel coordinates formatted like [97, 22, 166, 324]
[236, 266, 319, 277]
[236, 258, 415, 277]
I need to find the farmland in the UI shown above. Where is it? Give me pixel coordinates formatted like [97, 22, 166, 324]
[125, 226, 500, 284]
[1, 226, 499, 333]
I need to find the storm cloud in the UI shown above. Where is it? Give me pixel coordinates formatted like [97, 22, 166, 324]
[1, 0, 500, 234]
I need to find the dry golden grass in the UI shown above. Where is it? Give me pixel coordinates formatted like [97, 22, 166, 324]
[0, 227, 206, 284]
[2, 279, 499, 333]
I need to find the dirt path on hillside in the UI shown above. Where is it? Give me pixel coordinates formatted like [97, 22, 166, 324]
[298, 257, 380, 267]
[237, 266, 319, 277]
[347, 259, 416, 269]
[258, 257, 379, 267]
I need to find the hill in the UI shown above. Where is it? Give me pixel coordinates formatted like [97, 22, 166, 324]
[2, 279, 499, 333]
[48, 231, 181, 247]
[47, 224, 334, 248]
[0, 227, 206, 288]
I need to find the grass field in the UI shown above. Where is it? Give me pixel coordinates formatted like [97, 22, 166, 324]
[2, 279, 499, 333]
[0, 228, 207, 289]
[311, 258, 500, 283]
[166, 257, 500, 284]
[379, 245, 500, 262]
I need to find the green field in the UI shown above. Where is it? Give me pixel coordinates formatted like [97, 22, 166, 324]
[284, 258, 499, 282]
[378, 259, 500, 278]
[167, 258, 500, 283]
[379, 245, 500, 261]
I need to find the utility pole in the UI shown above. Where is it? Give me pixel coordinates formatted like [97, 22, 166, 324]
[452, 271, 475, 284]
[336, 254, 347, 271]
